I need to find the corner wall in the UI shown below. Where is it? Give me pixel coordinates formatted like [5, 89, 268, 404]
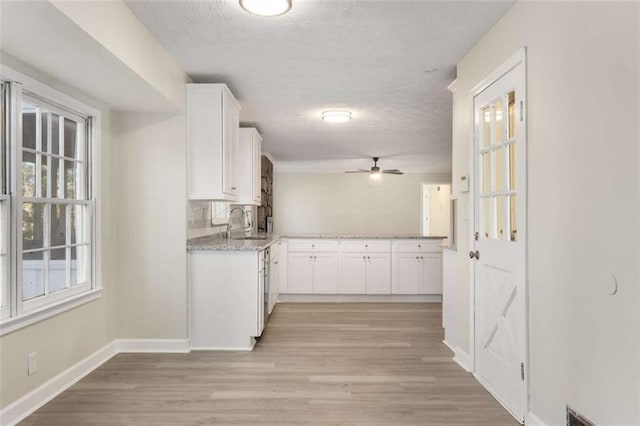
[450, 2, 639, 424]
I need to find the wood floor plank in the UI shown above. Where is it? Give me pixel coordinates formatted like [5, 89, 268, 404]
[21, 303, 517, 425]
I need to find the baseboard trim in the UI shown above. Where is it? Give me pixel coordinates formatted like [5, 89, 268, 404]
[525, 411, 547, 426]
[278, 294, 443, 303]
[442, 339, 455, 353]
[0, 340, 118, 426]
[453, 347, 473, 372]
[116, 338, 191, 353]
[190, 345, 254, 352]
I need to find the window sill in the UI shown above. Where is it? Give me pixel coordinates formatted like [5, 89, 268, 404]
[0, 288, 102, 337]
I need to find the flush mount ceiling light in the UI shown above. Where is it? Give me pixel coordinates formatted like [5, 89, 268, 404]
[239, 0, 292, 17]
[321, 110, 352, 123]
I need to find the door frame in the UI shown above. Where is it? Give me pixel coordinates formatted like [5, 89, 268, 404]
[420, 183, 430, 236]
[467, 47, 529, 422]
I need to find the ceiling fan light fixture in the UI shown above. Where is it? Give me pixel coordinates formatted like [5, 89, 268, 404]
[322, 110, 352, 123]
[239, 0, 292, 17]
[369, 171, 382, 181]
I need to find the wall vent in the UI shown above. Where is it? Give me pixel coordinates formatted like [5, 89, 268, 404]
[567, 406, 595, 426]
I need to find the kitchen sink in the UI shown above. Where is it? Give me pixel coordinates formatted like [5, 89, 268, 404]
[233, 236, 270, 241]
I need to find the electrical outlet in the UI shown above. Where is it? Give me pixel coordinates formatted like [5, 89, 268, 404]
[27, 352, 37, 376]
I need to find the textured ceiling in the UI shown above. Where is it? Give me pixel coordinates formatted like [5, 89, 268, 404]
[126, 0, 514, 172]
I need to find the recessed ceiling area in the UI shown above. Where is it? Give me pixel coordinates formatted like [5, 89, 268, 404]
[125, 0, 514, 172]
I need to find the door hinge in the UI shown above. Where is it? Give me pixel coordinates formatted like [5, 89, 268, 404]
[520, 362, 525, 381]
[520, 101, 524, 122]
[474, 232, 479, 241]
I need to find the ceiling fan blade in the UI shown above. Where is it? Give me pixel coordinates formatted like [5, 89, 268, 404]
[345, 169, 370, 174]
[382, 170, 404, 175]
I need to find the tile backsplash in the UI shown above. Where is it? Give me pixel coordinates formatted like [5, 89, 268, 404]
[188, 201, 257, 240]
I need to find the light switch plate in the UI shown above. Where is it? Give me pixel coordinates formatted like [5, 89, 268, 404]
[28, 352, 37, 376]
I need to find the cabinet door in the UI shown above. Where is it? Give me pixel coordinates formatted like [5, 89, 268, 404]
[269, 258, 279, 314]
[253, 133, 262, 203]
[366, 253, 391, 294]
[222, 91, 239, 197]
[312, 253, 339, 294]
[339, 254, 367, 294]
[287, 253, 313, 294]
[392, 254, 421, 294]
[257, 268, 264, 336]
[419, 253, 443, 294]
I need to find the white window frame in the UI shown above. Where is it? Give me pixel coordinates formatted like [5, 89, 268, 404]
[0, 65, 101, 336]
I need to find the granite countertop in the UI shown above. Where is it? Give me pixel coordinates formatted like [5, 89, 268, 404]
[279, 234, 447, 240]
[187, 233, 447, 252]
[187, 234, 278, 252]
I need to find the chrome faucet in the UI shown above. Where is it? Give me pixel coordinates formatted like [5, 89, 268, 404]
[226, 206, 249, 239]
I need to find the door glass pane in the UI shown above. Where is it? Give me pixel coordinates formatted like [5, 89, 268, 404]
[49, 156, 62, 199]
[481, 106, 490, 148]
[482, 197, 492, 239]
[23, 202, 45, 251]
[508, 91, 516, 139]
[22, 151, 36, 197]
[509, 143, 516, 191]
[510, 195, 518, 242]
[22, 250, 44, 300]
[493, 99, 503, 145]
[495, 147, 504, 192]
[50, 204, 66, 247]
[496, 196, 505, 240]
[482, 153, 491, 194]
[49, 248, 66, 293]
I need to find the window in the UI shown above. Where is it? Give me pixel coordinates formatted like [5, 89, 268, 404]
[0, 70, 99, 333]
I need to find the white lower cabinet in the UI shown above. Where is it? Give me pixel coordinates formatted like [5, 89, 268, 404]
[287, 253, 314, 294]
[366, 253, 392, 294]
[339, 254, 367, 294]
[392, 253, 442, 294]
[339, 253, 391, 294]
[287, 251, 338, 294]
[284, 238, 442, 296]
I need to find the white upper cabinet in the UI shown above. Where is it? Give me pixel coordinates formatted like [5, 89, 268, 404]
[236, 128, 262, 205]
[187, 84, 241, 201]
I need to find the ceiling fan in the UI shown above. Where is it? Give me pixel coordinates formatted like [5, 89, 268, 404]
[345, 157, 404, 179]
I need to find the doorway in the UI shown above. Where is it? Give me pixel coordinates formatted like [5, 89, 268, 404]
[421, 183, 451, 240]
[470, 49, 528, 423]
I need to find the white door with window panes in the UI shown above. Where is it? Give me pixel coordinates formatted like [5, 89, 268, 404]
[471, 51, 527, 421]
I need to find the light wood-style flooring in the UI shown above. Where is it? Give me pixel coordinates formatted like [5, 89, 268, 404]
[23, 303, 517, 425]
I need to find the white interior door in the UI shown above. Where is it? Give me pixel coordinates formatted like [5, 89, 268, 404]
[472, 53, 527, 422]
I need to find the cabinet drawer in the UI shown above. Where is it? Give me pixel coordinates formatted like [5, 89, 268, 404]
[340, 240, 391, 253]
[393, 239, 442, 253]
[288, 239, 338, 253]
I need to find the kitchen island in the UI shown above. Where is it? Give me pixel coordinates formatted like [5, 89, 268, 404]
[187, 233, 446, 350]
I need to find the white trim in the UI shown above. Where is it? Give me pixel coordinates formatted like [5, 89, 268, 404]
[0, 288, 101, 336]
[115, 339, 191, 354]
[0, 340, 118, 426]
[453, 347, 473, 372]
[190, 345, 256, 352]
[262, 151, 276, 165]
[525, 411, 547, 426]
[474, 373, 524, 423]
[277, 294, 442, 303]
[442, 339, 455, 353]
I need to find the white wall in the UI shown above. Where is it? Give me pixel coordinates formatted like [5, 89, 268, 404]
[273, 172, 451, 235]
[115, 112, 188, 339]
[449, 2, 639, 424]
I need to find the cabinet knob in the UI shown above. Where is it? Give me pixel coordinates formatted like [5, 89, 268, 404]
[418, 244, 422, 248]
[363, 256, 366, 260]
[365, 244, 368, 248]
